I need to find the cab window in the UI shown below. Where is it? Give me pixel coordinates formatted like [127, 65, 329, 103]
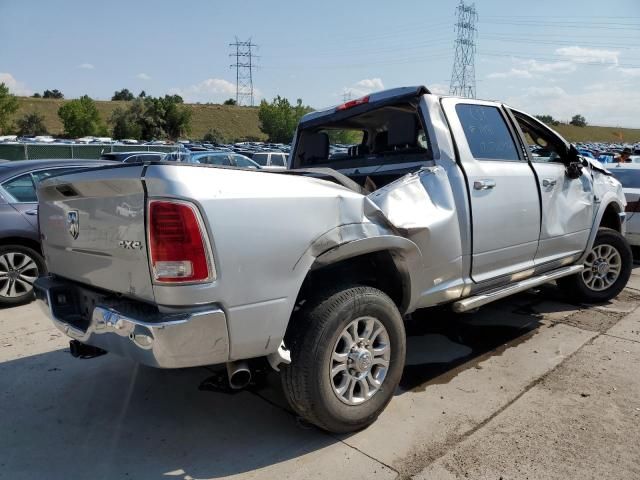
[511, 111, 566, 163]
[455, 104, 520, 161]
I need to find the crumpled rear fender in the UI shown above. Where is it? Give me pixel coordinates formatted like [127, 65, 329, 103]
[310, 228, 425, 312]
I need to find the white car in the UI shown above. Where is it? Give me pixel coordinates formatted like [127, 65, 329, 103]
[609, 163, 640, 246]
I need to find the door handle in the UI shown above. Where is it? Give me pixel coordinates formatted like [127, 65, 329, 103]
[473, 179, 496, 190]
[542, 178, 557, 188]
[25, 209, 38, 216]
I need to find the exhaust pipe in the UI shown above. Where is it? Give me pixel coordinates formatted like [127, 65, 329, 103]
[226, 360, 252, 389]
[69, 340, 107, 359]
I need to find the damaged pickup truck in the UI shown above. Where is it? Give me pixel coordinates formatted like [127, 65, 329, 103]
[34, 86, 631, 433]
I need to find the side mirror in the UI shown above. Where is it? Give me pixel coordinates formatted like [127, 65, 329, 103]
[566, 161, 583, 179]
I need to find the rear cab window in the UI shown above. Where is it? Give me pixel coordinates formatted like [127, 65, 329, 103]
[291, 99, 433, 190]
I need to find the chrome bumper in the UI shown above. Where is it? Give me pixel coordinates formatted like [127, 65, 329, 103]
[34, 276, 230, 368]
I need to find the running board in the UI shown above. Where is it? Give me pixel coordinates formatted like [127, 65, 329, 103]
[452, 265, 584, 313]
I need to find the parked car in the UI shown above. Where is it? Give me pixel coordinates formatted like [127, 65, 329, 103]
[0, 159, 113, 306]
[34, 86, 630, 433]
[189, 152, 261, 168]
[609, 163, 640, 246]
[99, 151, 166, 163]
[251, 151, 288, 169]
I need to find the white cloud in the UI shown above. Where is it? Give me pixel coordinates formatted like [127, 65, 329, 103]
[617, 67, 640, 77]
[343, 77, 384, 97]
[77, 63, 95, 70]
[428, 83, 449, 95]
[169, 78, 255, 103]
[523, 86, 567, 98]
[505, 81, 640, 128]
[555, 46, 619, 65]
[0, 72, 32, 96]
[136, 73, 151, 80]
[487, 68, 533, 79]
[487, 59, 575, 80]
[518, 59, 576, 74]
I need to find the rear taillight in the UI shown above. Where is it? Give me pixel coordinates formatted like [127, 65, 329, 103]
[148, 200, 214, 283]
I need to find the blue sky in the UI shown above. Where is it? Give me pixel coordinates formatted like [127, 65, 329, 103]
[1, 0, 639, 126]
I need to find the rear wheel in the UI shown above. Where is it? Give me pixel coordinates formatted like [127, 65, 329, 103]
[281, 285, 406, 433]
[558, 228, 632, 303]
[0, 245, 45, 307]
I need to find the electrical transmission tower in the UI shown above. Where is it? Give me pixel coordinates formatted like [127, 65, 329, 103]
[229, 37, 258, 106]
[449, 1, 478, 98]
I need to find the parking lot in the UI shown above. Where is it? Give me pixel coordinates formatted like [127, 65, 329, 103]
[2, 270, 640, 480]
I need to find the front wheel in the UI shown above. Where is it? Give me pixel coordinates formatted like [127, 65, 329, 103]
[558, 228, 632, 303]
[281, 285, 406, 433]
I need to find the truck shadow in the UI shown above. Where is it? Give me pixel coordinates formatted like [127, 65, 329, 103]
[0, 284, 623, 479]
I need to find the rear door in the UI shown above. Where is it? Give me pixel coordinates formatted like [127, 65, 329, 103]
[442, 98, 541, 283]
[1, 173, 39, 227]
[508, 109, 593, 264]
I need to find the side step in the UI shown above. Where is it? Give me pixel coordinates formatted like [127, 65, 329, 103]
[452, 264, 584, 313]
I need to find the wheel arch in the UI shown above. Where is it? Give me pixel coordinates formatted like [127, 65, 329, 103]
[0, 236, 42, 255]
[577, 197, 626, 264]
[293, 235, 423, 317]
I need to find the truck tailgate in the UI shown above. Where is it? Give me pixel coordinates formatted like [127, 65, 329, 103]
[37, 165, 154, 302]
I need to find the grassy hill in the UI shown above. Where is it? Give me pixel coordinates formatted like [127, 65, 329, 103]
[12, 97, 266, 141]
[11, 97, 640, 143]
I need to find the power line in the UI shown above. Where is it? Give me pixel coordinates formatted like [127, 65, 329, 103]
[229, 37, 258, 106]
[450, 0, 478, 98]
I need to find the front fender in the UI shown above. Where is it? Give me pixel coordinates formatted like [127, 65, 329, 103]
[578, 194, 625, 263]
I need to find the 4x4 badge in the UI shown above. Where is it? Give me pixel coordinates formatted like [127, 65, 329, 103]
[67, 210, 79, 240]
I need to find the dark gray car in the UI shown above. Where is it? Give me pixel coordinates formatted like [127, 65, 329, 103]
[0, 159, 113, 306]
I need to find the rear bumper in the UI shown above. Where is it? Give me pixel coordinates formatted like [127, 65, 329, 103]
[34, 276, 229, 368]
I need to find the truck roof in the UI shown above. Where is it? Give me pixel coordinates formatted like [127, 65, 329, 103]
[299, 85, 431, 128]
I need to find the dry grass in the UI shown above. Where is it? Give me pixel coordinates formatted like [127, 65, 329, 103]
[12, 97, 265, 141]
[12, 97, 640, 143]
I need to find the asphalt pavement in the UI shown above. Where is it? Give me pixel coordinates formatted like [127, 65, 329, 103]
[1, 269, 640, 479]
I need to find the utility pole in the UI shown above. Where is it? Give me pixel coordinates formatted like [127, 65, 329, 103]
[229, 37, 258, 106]
[449, 1, 478, 98]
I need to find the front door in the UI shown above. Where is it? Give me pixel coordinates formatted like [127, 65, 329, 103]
[442, 99, 541, 283]
[509, 109, 594, 265]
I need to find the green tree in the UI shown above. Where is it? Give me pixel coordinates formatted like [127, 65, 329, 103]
[138, 90, 147, 98]
[109, 105, 142, 139]
[32, 93, 42, 98]
[57, 95, 105, 137]
[534, 114, 560, 126]
[161, 95, 191, 140]
[16, 112, 48, 136]
[43, 89, 64, 99]
[258, 96, 312, 143]
[223, 98, 237, 106]
[0, 82, 19, 134]
[570, 114, 587, 127]
[111, 88, 134, 101]
[202, 128, 227, 144]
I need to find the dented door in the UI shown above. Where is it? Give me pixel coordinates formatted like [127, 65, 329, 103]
[531, 161, 593, 264]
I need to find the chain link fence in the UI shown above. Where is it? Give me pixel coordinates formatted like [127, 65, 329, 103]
[0, 143, 179, 161]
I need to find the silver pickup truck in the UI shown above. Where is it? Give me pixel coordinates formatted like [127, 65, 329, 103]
[34, 86, 631, 433]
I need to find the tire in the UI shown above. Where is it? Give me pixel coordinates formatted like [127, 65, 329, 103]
[557, 228, 632, 303]
[281, 285, 406, 433]
[0, 245, 45, 307]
